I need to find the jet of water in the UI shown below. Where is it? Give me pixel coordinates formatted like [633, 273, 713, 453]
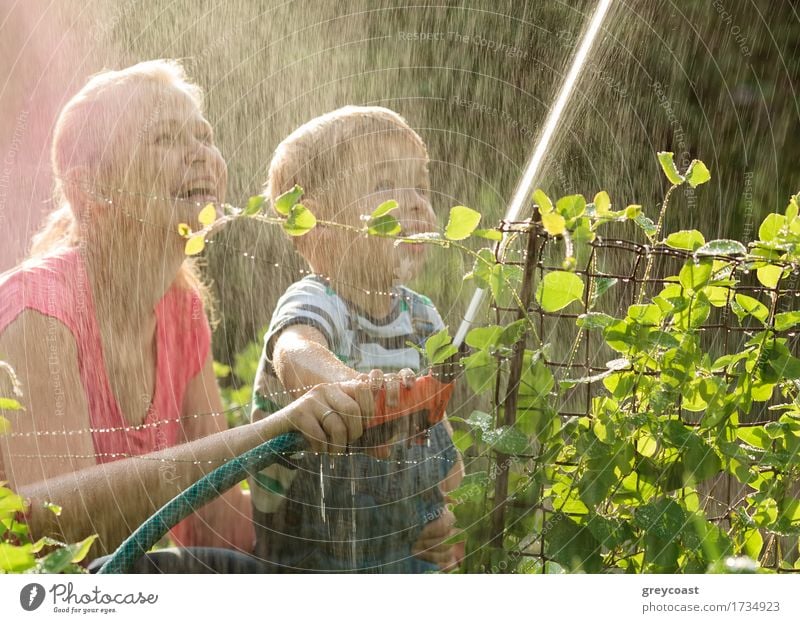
[454, 0, 615, 347]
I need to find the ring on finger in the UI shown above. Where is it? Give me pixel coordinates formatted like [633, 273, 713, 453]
[321, 409, 337, 426]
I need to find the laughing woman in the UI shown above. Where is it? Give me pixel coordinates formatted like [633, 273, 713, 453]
[0, 60, 369, 566]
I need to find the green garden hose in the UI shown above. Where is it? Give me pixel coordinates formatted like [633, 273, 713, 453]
[98, 432, 303, 573]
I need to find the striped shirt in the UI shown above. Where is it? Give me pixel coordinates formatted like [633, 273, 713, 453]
[249, 276, 457, 572]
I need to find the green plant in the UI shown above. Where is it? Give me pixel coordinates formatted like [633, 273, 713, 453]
[443, 153, 800, 573]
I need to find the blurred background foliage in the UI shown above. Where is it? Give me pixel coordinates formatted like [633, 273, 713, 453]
[1, 0, 798, 369]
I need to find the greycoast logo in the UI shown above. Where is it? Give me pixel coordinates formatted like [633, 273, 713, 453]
[20, 583, 46, 611]
[19, 582, 158, 615]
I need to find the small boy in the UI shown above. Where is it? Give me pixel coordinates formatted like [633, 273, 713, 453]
[250, 106, 463, 573]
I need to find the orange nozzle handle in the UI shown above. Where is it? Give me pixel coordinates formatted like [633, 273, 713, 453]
[368, 373, 454, 430]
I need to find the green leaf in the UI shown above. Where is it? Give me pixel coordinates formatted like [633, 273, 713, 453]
[212, 361, 231, 378]
[734, 294, 769, 323]
[283, 204, 317, 236]
[768, 350, 800, 380]
[451, 429, 473, 454]
[577, 312, 615, 330]
[634, 214, 658, 238]
[627, 303, 662, 325]
[473, 228, 502, 241]
[197, 203, 216, 227]
[633, 498, 687, 542]
[665, 230, 705, 252]
[541, 211, 566, 236]
[535, 271, 584, 312]
[591, 277, 617, 303]
[465, 326, 504, 350]
[0, 488, 25, 515]
[43, 501, 62, 516]
[482, 426, 529, 455]
[544, 516, 602, 572]
[759, 213, 786, 242]
[533, 189, 554, 214]
[657, 151, 685, 185]
[424, 328, 455, 365]
[370, 199, 398, 219]
[0, 543, 35, 573]
[40, 546, 77, 573]
[519, 353, 555, 400]
[556, 194, 586, 220]
[679, 258, 713, 291]
[444, 206, 481, 240]
[489, 264, 523, 308]
[0, 397, 23, 411]
[624, 204, 642, 219]
[593, 191, 611, 215]
[244, 194, 267, 216]
[462, 350, 495, 394]
[367, 214, 401, 236]
[586, 514, 634, 550]
[177, 222, 191, 238]
[775, 311, 800, 331]
[742, 528, 764, 560]
[756, 264, 784, 288]
[682, 436, 722, 483]
[184, 234, 206, 256]
[695, 239, 748, 256]
[685, 160, 711, 188]
[466, 410, 493, 433]
[466, 248, 495, 289]
[273, 185, 303, 216]
[465, 320, 525, 350]
[69, 534, 98, 563]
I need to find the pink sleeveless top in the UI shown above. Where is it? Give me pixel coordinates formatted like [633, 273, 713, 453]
[0, 248, 211, 459]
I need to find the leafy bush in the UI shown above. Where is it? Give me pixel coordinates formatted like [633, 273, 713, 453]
[446, 153, 800, 573]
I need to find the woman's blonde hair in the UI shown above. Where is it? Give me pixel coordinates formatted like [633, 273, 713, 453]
[30, 59, 208, 297]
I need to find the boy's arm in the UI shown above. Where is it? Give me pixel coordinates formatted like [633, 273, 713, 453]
[272, 324, 359, 393]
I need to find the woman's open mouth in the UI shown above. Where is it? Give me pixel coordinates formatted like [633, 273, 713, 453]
[177, 184, 217, 205]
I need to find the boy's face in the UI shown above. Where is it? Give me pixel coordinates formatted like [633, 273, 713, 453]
[312, 131, 436, 287]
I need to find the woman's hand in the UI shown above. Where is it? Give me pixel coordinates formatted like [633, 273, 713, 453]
[412, 506, 459, 570]
[281, 380, 369, 453]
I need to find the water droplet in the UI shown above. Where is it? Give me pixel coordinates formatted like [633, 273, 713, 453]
[319, 460, 326, 522]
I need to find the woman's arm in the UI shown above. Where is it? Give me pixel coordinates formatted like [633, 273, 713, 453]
[173, 352, 255, 553]
[0, 311, 365, 555]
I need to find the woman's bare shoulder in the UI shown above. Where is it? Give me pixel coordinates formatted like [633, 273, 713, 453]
[0, 309, 79, 377]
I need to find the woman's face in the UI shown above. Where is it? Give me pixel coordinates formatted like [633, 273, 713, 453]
[107, 83, 228, 241]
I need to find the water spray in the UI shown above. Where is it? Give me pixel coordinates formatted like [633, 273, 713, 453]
[453, 0, 614, 347]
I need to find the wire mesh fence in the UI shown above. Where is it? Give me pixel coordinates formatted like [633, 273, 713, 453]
[482, 212, 800, 572]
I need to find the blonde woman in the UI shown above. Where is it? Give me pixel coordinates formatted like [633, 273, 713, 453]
[0, 60, 374, 568]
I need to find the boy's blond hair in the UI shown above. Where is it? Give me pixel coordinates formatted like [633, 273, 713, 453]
[267, 106, 427, 217]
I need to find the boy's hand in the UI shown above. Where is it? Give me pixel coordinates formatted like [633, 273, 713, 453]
[352, 368, 416, 458]
[412, 507, 459, 570]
